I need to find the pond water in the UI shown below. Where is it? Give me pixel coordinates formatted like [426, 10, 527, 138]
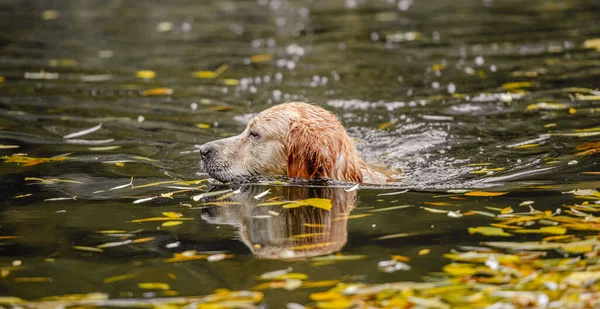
[1, 0, 599, 308]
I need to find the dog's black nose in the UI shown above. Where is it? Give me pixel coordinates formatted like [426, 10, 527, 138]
[199, 143, 215, 159]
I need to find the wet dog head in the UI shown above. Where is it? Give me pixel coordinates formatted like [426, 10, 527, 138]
[199, 102, 378, 183]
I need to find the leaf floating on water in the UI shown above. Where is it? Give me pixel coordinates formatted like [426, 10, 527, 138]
[192, 189, 232, 201]
[369, 204, 412, 212]
[0, 297, 24, 304]
[583, 38, 600, 52]
[513, 226, 567, 235]
[129, 217, 193, 223]
[502, 81, 533, 90]
[421, 207, 449, 214]
[104, 274, 135, 283]
[1, 153, 70, 166]
[377, 190, 409, 196]
[14, 277, 53, 283]
[44, 196, 76, 201]
[162, 212, 182, 219]
[223, 78, 239, 86]
[163, 252, 210, 263]
[142, 88, 173, 96]
[207, 253, 229, 262]
[132, 197, 155, 204]
[251, 53, 273, 63]
[88, 146, 121, 151]
[526, 102, 570, 111]
[254, 189, 271, 200]
[196, 123, 211, 129]
[109, 177, 133, 191]
[136, 70, 156, 79]
[193, 64, 228, 79]
[73, 246, 104, 253]
[464, 191, 508, 197]
[468, 226, 512, 237]
[63, 123, 102, 139]
[162, 221, 183, 227]
[563, 271, 600, 287]
[563, 189, 600, 198]
[423, 201, 454, 206]
[138, 282, 170, 290]
[97, 240, 132, 248]
[0, 145, 19, 149]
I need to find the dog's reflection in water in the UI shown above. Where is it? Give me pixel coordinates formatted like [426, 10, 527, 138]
[200, 185, 355, 259]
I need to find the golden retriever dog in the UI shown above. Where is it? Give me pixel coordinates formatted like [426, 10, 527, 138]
[199, 102, 388, 184]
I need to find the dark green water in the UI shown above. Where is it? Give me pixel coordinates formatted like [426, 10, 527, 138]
[0, 0, 599, 307]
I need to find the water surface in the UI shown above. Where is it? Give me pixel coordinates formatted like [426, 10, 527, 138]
[0, 0, 599, 307]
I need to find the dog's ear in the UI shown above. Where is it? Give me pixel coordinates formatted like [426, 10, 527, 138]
[286, 120, 363, 182]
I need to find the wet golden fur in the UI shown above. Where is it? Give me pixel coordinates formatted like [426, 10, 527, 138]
[199, 102, 388, 184]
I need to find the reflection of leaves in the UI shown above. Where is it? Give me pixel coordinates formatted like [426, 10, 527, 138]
[282, 198, 333, 211]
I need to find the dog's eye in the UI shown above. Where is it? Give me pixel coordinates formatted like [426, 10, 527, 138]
[248, 131, 260, 139]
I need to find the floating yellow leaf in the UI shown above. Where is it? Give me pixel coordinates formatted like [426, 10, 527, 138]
[251, 53, 273, 63]
[442, 263, 478, 276]
[583, 38, 600, 52]
[423, 201, 454, 206]
[132, 237, 155, 243]
[302, 280, 340, 288]
[138, 282, 170, 290]
[209, 105, 233, 111]
[193, 71, 216, 79]
[464, 191, 508, 197]
[88, 146, 121, 151]
[0, 76, 5, 83]
[162, 212, 182, 219]
[418, 249, 430, 256]
[500, 207, 513, 214]
[162, 221, 183, 227]
[502, 81, 533, 90]
[0, 145, 18, 149]
[468, 226, 512, 237]
[42, 10, 58, 20]
[1, 153, 70, 166]
[310, 291, 344, 301]
[73, 246, 104, 253]
[563, 271, 600, 287]
[513, 226, 567, 235]
[136, 70, 156, 79]
[223, 79, 239, 86]
[142, 88, 173, 96]
[0, 297, 23, 304]
[129, 217, 193, 223]
[378, 122, 394, 130]
[164, 254, 209, 263]
[104, 274, 135, 283]
[196, 123, 211, 129]
[316, 299, 353, 309]
[193, 64, 228, 79]
[14, 277, 53, 283]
